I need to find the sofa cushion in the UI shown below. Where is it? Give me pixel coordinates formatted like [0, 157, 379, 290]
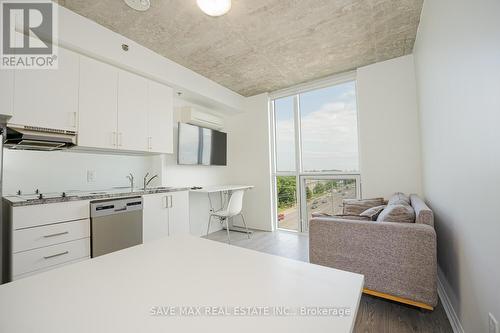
[360, 205, 386, 221]
[388, 192, 411, 205]
[342, 198, 385, 215]
[377, 204, 416, 223]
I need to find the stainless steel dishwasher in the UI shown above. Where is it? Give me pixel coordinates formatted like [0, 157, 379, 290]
[90, 197, 143, 258]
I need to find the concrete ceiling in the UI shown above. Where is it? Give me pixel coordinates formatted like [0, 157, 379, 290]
[58, 0, 424, 97]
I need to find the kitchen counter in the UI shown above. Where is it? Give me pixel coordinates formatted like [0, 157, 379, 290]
[3, 186, 191, 207]
[0, 235, 363, 333]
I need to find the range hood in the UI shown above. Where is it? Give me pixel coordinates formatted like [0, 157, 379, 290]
[4, 126, 76, 151]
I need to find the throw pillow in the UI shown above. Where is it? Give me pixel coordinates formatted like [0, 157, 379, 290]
[360, 205, 386, 221]
[388, 192, 411, 206]
[342, 198, 385, 215]
[377, 204, 416, 223]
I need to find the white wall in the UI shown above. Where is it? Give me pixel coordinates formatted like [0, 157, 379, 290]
[356, 55, 422, 199]
[413, 0, 500, 331]
[3, 150, 156, 194]
[226, 94, 274, 231]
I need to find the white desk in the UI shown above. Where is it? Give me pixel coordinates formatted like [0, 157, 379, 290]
[190, 185, 254, 193]
[0, 236, 364, 333]
[190, 185, 254, 234]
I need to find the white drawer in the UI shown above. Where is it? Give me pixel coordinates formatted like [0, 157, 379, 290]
[13, 219, 90, 253]
[12, 238, 90, 276]
[12, 200, 90, 230]
[13, 257, 90, 281]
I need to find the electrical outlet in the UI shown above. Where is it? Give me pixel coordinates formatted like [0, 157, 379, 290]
[490, 313, 499, 333]
[86, 170, 96, 183]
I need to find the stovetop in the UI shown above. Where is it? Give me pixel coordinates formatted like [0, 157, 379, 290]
[8, 190, 80, 202]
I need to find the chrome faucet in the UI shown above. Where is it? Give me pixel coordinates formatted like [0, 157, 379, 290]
[143, 173, 158, 190]
[126, 173, 135, 191]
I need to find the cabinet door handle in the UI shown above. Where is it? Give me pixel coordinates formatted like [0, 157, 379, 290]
[112, 132, 117, 146]
[43, 251, 69, 260]
[118, 132, 123, 147]
[43, 231, 69, 238]
[168, 195, 173, 208]
[163, 195, 168, 208]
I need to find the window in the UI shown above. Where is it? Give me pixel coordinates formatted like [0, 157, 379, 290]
[272, 78, 360, 232]
[300, 82, 359, 173]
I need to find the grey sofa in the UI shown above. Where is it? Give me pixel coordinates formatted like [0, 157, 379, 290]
[309, 194, 437, 309]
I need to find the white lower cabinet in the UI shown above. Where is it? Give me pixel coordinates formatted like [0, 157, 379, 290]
[7, 191, 189, 280]
[142, 191, 190, 243]
[13, 238, 90, 278]
[9, 202, 91, 281]
[13, 219, 90, 253]
[168, 191, 190, 236]
[143, 193, 169, 242]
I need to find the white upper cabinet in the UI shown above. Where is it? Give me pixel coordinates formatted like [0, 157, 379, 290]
[11, 47, 79, 131]
[78, 56, 118, 150]
[4, 42, 174, 154]
[147, 80, 174, 154]
[117, 70, 148, 152]
[0, 69, 14, 117]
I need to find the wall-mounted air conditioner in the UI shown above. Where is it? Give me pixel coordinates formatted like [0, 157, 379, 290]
[178, 106, 224, 130]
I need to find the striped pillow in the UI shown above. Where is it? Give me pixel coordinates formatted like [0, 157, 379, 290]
[342, 198, 385, 215]
[377, 204, 416, 223]
[360, 205, 387, 221]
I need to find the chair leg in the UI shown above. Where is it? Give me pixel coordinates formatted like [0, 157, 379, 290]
[240, 214, 250, 239]
[224, 218, 231, 244]
[206, 215, 213, 236]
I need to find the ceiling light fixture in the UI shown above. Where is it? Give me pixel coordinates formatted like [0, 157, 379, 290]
[197, 0, 231, 17]
[124, 0, 150, 11]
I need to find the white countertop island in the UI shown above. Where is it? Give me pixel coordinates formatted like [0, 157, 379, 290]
[0, 236, 363, 333]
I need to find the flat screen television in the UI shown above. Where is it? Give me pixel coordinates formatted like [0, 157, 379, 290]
[177, 122, 227, 166]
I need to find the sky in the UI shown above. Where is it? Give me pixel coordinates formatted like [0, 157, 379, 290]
[274, 81, 359, 173]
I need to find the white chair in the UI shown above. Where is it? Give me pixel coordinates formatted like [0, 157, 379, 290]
[206, 189, 250, 244]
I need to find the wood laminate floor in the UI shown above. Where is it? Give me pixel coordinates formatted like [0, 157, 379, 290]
[204, 229, 453, 333]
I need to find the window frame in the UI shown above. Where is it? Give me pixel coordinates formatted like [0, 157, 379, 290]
[270, 72, 361, 232]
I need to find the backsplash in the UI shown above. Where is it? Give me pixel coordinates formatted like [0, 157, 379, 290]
[2, 149, 157, 195]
